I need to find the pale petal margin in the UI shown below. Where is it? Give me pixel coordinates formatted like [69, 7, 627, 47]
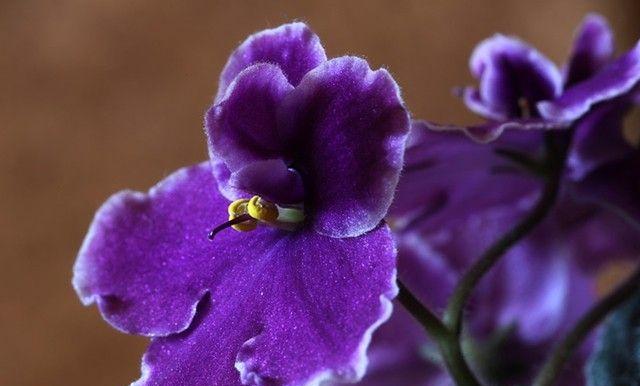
[538, 41, 640, 122]
[234, 274, 398, 386]
[423, 119, 568, 143]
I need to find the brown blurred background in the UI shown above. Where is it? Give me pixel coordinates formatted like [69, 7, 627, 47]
[1, 1, 639, 385]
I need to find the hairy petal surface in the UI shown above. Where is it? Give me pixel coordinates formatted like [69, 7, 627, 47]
[565, 13, 614, 86]
[216, 22, 327, 101]
[538, 41, 640, 122]
[136, 224, 397, 386]
[280, 57, 410, 238]
[74, 162, 398, 385]
[466, 34, 562, 119]
[207, 64, 294, 171]
[73, 164, 226, 336]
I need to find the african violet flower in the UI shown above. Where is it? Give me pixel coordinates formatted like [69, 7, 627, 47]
[355, 121, 639, 385]
[73, 22, 410, 385]
[436, 13, 640, 154]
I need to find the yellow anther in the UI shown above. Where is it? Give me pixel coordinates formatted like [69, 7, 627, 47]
[247, 196, 279, 223]
[228, 198, 250, 217]
[229, 214, 258, 232]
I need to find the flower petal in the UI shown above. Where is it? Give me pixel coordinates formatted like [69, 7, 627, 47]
[467, 34, 562, 119]
[351, 306, 448, 386]
[565, 13, 614, 87]
[390, 121, 541, 225]
[538, 41, 640, 122]
[207, 63, 294, 171]
[566, 98, 633, 180]
[572, 155, 640, 230]
[133, 225, 397, 385]
[216, 22, 327, 101]
[76, 161, 398, 385]
[72, 162, 226, 336]
[228, 159, 305, 204]
[279, 57, 410, 237]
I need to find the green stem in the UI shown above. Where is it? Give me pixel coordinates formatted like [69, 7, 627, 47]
[443, 158, 562, 335]
[397, 281, 483, 386]
[532, 266, 640, 386]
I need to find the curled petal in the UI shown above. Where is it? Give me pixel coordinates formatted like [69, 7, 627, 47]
[216, 22, 327, 101]
[538, 41, 640, 122]
[207, 63, 294, 171]
[468, 34, 562, 119]
[280, 56, 410, 237]
[565, 13, 614, 86]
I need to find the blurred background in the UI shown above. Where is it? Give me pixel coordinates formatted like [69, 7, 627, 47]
[1, 1, 639, 385]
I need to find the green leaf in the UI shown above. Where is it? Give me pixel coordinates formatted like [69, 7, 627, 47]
[587, 292, 640, 386]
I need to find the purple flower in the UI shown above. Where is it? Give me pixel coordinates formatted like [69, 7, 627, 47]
[73, 23, 410, 385]
[427, 13, 640, 233]
[355, 120, 640, 385]
[432, 14, 640, 146]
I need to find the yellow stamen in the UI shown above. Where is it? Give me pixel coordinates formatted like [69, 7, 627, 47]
[226, 198, 257, 232]
[228, 198, 250, 216]
[247, 195, 279, 223]
[228, 214, 257, 232]
[221, 195, 304, 235]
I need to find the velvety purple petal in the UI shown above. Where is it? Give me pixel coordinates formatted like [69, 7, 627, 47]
[390, 121, 541, 225]
[467, 34, 562, 119]
[216, 22, 327, 101]
[538, 41, 640, 122]
[565, 13, 614, 86]
[462, 87, 505, 121]
[76, 162, 398, 385]
[211, 158, 246, 201]
[207, 63, 294, 171]
[566, 99, 633, 180]
[423, 118, 567, 143]
[228, 159, 304, 204]
[135, 225, 397, 385]
[572, 155, 640, 229]
[73, 162, 226, 336]
[563, 207, 640, 272]
[280, 56, 410, 237]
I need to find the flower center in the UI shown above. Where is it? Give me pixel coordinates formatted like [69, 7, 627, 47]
[208, 195, 305, 239]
